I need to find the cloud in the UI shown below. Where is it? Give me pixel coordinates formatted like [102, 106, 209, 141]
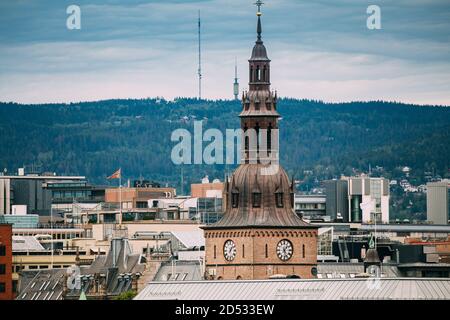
[0, 0, 449, 105]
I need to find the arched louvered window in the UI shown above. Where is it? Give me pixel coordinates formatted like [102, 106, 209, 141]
[255, 123, 260, 153]
[267, 124, 272, 152]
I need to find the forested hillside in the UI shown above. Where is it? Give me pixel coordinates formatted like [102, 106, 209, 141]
[0, 98, 449, 192]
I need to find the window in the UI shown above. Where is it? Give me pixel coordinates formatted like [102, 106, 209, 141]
[137, 201, 148, 208]
[267, 125, 272, 151]
[232, 191, 239, 208]
[242, 244, 245, 258]
[0, 264, 5, 275]
[245, 135, 249, 154]
[252, 191, 261, 208]
[275, 192, 284, 208]
[265, 244, 268, 258]
[302, 244, 306, 258]
[0, 282, 5, 293]
[214, 245, 217, 259]
[0, 245, 5, 256]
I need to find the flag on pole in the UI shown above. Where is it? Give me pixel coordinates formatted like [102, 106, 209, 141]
[107, 168, 121, 180]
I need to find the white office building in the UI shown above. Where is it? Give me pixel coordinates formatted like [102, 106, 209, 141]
[344, 176, 390, 223]
[427, 180, 449, 225]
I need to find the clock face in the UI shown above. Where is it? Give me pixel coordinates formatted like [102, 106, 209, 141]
[276, 239, 293, 261]
[223, 240, 237, 261]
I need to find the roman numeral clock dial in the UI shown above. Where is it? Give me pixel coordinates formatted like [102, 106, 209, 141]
[223, 240, 237, 261]
[277, 239, 293, 261]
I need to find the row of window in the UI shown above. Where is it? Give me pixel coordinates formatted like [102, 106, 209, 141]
[165, 273, 189, 281]
[20, 265, 70, 271]
[250, 66, 269, 83]
[13, 233, 82, 239]
[244, 101, 275, 111]
[52, 190, 91, 199]
[231, 191, 293, 208]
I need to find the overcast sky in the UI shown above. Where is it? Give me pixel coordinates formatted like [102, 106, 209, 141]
[0, 0, 449, 105]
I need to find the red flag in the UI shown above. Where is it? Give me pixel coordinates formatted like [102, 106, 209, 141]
[107, 168, 121, 180]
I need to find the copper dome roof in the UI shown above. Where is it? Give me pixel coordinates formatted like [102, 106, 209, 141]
[205, 164, 315, 229]
[250, 42, 270, 61]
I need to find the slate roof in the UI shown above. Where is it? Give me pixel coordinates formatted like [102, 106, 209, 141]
[65, 238, 145, 299]
[16, 269, 66, 301]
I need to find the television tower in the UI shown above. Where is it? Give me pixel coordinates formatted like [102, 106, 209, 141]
[233, 57, 239, 100]
[198, 10, 202, 100]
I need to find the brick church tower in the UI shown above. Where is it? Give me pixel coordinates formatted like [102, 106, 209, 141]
[202, 2, 318, 280]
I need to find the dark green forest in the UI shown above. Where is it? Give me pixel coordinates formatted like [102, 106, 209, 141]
[0, 98, 449, 193]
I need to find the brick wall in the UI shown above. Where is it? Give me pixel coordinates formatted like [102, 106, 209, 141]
[204, 227, 317, 280]
[0, 224, 13, 300]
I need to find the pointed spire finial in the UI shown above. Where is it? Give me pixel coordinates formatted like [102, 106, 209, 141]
[254, 0, 264, 42]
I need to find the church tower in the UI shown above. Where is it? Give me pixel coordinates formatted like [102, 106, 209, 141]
[202, 2, 318, 280]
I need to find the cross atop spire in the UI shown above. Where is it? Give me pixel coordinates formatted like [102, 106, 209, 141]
[254, 0, 264, 16]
